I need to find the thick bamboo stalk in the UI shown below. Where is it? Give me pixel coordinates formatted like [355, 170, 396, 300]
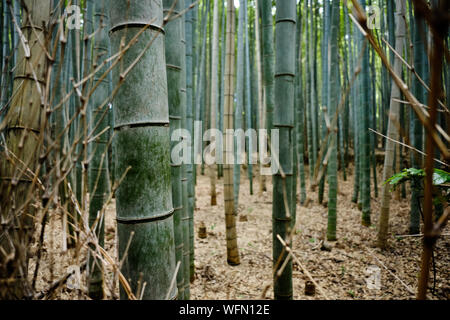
[273, 0, 296, 300]
[0, 0, 51, 299]
[109, 0, 177, 300]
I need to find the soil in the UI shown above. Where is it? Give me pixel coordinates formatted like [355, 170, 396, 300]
[189, 164, 450, 300]
[28, 164, 450, 300]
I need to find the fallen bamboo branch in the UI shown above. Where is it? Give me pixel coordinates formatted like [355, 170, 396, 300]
[277, 235, 330, 300]
[367, 249, 415, 295]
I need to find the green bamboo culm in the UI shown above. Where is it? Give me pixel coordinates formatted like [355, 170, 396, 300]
[273, 0, 296, 300]
[295, 0, 307, 205]
[223, 0, 241, 266]
[0, 0, 51, 299]
[234, 0, 245, 213]
[209, 0, 219, 206]
[185, 0, 197, 284]
[359, 0, 371, 226]
[243, 0, 253, 195]
[261, 0, 274, 136]
[72, 0, 83, 216]
[179, 0, 191, 299]
[218, 0, 226, 180]
[109, 0, 177, 300]
[326, 0, 340, 241]
[163, 0, 185, 300]
[377, 0, 406, 249]
[409, 7, 426, 234]
[0, 0, 11, 114]
[49, 0, 73, 243]
[318, 0, 330, 205]
[87, 0, 111, 300]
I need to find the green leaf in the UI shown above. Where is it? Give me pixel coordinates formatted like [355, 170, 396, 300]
[432, 169, 450, 186]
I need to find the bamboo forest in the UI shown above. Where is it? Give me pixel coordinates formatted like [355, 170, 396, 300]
[0, 0, 449, 302]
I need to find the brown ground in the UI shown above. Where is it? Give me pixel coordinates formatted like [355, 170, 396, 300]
[189, 164, 450, 300]
[29, 164, 450, 300]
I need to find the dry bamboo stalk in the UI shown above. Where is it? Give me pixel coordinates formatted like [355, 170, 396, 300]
[223, 0, 240, 266]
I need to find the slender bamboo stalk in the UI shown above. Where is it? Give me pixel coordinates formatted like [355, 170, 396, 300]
[87, 0, 111, 299]
[359, 0, 371, 226]
[409, 7, 426, 234]
[243, 0, 253, 196]
[179, 0, 190, 298]
[233, 0, 245, 213]
[261, 0, 274, 135]
[326, 0, 340, 241]
[163, 0, 185, 299]
[223, 0, 240, 266]
[295, 0, 306, 205]
[0, 0, 10, 110]
[377, 0, 406, 249]
[416, 0, 448, 300]
[184, 0, 196, 285]
[254, 0, 266, 195]
[209, 0, 219, 206]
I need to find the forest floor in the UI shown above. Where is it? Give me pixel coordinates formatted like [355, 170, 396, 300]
[29, 164, 450, 300]
[189, 164, 450, 300]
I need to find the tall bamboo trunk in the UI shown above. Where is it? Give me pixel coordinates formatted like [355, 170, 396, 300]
[326, 0, 340, 241]
[184, 0, 196, 285]
[244, 0, 253, 196]
[377, 0, 406, 249]
[223, 0, 240, 266]
[233, 0, 245, 213]
[0, 0, 51, 299]
[254, 0, 266, 194]
[295, 0, 306, 205]
[409, 7, 427, 234]
[209, 0, 219, 206]
[179, 2, 190, 298]
[261, 0, 274, 137]
[273, 0, 296, 300]
[359, 0, 371, 226]
[318, 0, 330, 205]
[164, 0, 185, 299]
[109, 0, 177, 300]
[0, 0, 11, 111]
[87, 0, 111, 300]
